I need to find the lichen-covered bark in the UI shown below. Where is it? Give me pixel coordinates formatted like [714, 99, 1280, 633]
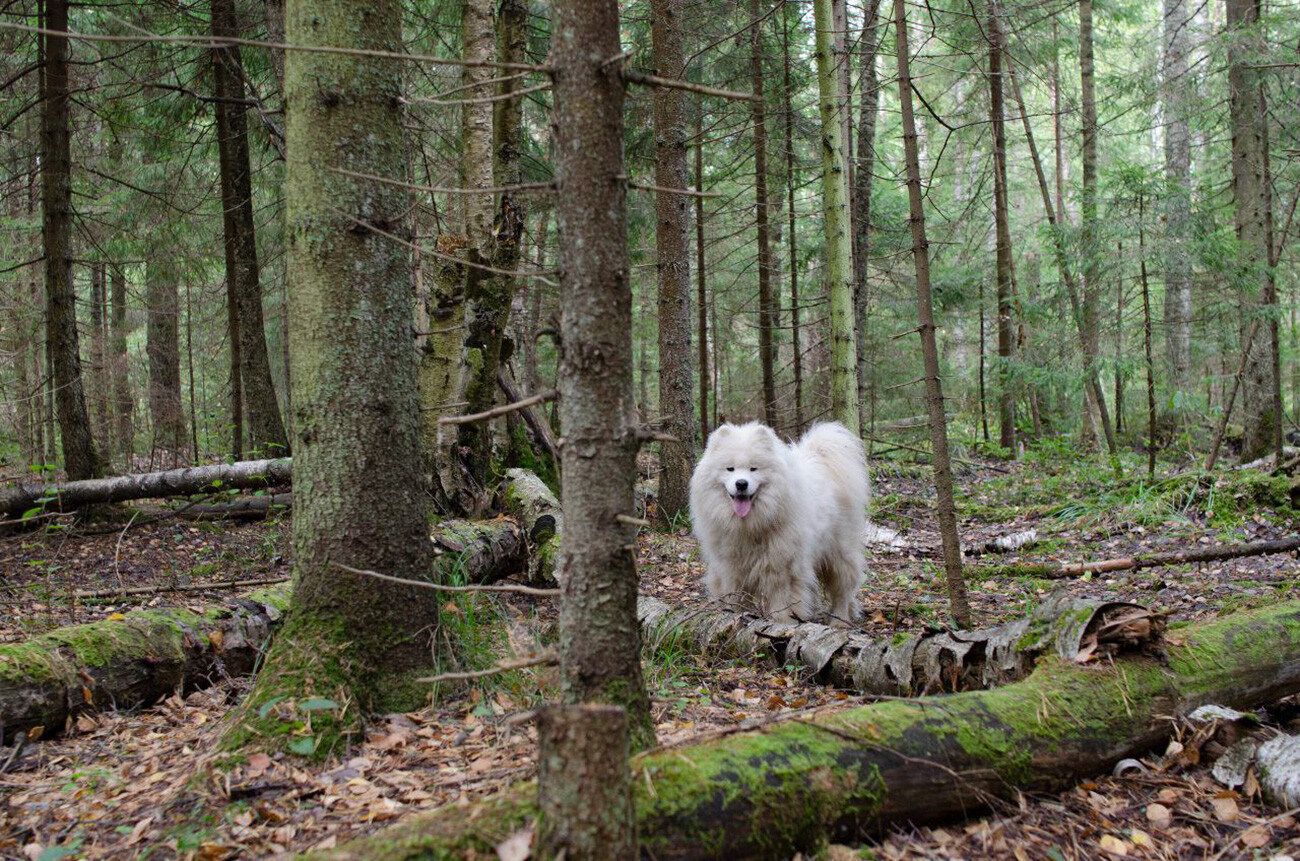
[231, 0, 439, 753]
[852, 0, 882, 435]
[813, 0, 860, 435]
[0, 586, 290, 743]
[550, 0, 654, 751]
[650, 0, 695, 526]
[989, 0, 1015, 454]
[420, 247, 467, 509]
[41, 0, 101, 481]
[212, 0, 291, 457]
[310, 600, 1300, 861]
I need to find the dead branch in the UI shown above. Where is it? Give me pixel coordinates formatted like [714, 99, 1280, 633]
[982, 534, 1300, 580]
[417, 651, 557, 684]
[439, 390, 557, 426]
[333, 562, 559, 597]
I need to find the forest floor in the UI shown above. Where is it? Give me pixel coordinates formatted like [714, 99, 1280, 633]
[2, 445, 1299, 859]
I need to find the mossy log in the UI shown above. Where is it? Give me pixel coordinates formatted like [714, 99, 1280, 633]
[639, 591, 1159, 696]
[173, 492, 293, 520]
[308, 600, 1300, 861]
[501, 468, 561, 585]
[0, 458, 292, 521]
[0, 520, 522, 741]
[980, 534, 1300, 580]
[0, 586, 291, 743]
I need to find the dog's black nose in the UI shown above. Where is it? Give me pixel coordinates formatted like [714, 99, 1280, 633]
[734, 478, 748, 493]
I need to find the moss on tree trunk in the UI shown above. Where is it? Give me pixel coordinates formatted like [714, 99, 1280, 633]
[224, 0, 439, 758]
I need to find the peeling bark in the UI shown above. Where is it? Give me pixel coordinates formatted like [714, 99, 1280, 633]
[501, 468, 561, 585]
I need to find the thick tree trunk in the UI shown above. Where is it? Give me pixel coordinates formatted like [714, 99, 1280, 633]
[813, 0, 860, 434]
[420, 247, 467, 509]
[225, 0, 439, 755]
[1227, 0, 1277, 462]
[750, 0, 778, 427]
[41, 0, 101, 481]
[536, 704, 636, 860]
[212, 0, 291, 457]
[650, 0, 695, 526]
[1162, 0, 1193, 405]
[551, 0, 654, 751]
[0, 457, 292, 520]
[893, 0, 970, 628]
[853, 0, 882, 435]
[989, 0, 1015, 454]
[314, 600, 1300, 861]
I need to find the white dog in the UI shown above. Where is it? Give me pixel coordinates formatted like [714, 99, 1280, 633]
[688, 421, 870, 623]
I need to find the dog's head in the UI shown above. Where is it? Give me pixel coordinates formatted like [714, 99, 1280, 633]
[696, 422, 783, 519]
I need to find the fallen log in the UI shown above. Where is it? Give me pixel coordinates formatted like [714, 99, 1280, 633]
[173, 492, 293, 521]
[639, 591, 1160, 696]
[501, 468, 562, 585]
[980, 534, 1300, 580]
[0, 585, 290, 743]
[308, 600, 1300, 861]
[0, 520, 523, 741]
[0, 458, 293, 521]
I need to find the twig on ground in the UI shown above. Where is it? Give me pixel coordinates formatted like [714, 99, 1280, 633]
[417, 651, 557, 684]
[333, 562, 559, 597]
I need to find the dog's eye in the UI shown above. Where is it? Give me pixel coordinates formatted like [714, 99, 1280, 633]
[726, 467, 735, 472]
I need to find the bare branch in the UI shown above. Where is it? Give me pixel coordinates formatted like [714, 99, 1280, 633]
[333, 562, 560, 597]
[417, 651, 558, 684]
[622, 69, 754, 102]
[438, 390, 557, 426]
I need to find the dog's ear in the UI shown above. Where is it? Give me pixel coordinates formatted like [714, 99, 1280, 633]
[710, 424, 734, 440]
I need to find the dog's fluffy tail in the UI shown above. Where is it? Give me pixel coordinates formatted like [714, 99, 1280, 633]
[797, 422, 870, 507]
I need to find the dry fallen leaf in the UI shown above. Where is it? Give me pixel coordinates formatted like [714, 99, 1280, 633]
[1129, 828, 1154, 849]
[495, 827, 532, 861]
[1210, 796, 1239, 823]
[1240, 824, 1271, 848]
[1145, 802, 1172, 828]
[1098, 834, 1129, 856]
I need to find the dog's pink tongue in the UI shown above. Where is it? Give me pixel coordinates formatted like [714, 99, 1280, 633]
[731, 496, 753, 518]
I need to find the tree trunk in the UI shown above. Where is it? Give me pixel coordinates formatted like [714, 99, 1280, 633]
[892, 0, 971, 628]
[421, 245, 467, 511]
[536, 704, 636, 861]
[1139, 200, 1157, 478]
[751, 0, 778, 427]
[455, 0, 523, 511]
[226, 0, 440, 755]
[1162, 0, 1193, 406]
[0, 457, 292, 520]
[212, 0, 290, 457]
[145, 237, 185, 463]
[813, 0, 860, 434]
[89, 262, 108, 452]
[110, 268, 133, 466]
[696, 110, 711, 443]
[41, 0, 101, 481]
[1227, 0, 1276, 462]
[990, 0, 1015, 454]
[551, 0, 654, 752]
[778, 7, 804, 436]
[853, 0, 882, 435]
[650, 0, 695, 526]
[1000, 4, 1118, 471]
[313, 600, 1300, 861]
[1077, 0, 1119, 457]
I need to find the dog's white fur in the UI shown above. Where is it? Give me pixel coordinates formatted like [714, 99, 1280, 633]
[689, 421, 870, 622]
